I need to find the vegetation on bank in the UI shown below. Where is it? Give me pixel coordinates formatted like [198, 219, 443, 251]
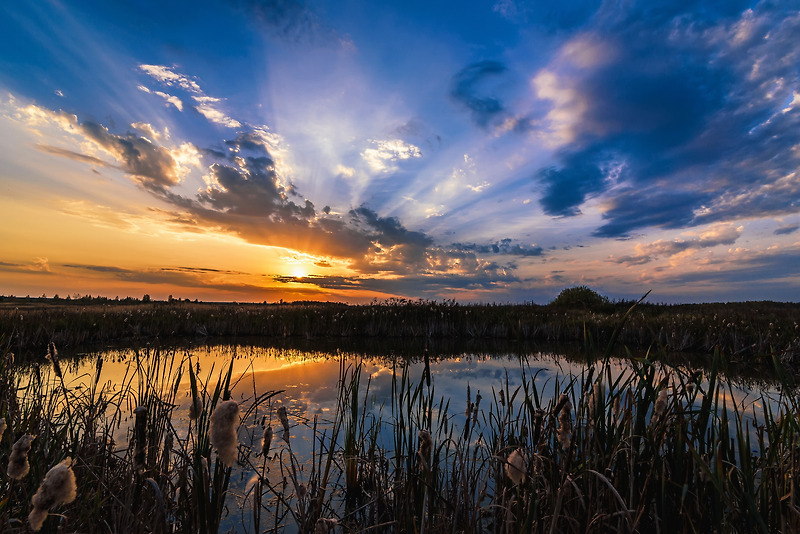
[2, 288, 799, 362]
[2, 296, 800, 532]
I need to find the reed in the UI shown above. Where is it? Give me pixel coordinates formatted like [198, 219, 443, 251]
[2, 298, 800, 532]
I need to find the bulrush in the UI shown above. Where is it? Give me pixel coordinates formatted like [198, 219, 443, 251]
[8, 434, 35, 479]
[652, 387, 669, 423]
[210, 400, 240, 467]
[556, 394, 573, 450]
[261, 425, 273, 457]
[133, 406, 148, 472]
[0, 417, 6, 441]
[417, 429, 433, 472]
[46, 341, 63, 380]
[28, 458, 77, 532]
[278, 406, 290, 443]
[188, 396, 203, 420]
[505, 448, 527, 486]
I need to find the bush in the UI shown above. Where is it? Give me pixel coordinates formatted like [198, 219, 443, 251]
[550, 286, 609, 310]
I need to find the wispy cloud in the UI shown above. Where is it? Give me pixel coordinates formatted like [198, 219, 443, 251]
[609, 224, 743, 265]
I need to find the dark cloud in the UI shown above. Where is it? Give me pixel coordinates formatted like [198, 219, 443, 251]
[78, 121, 183, 192]
[62, 263, 269, 293]
[36, 144, 114, 168]
[452, 238, 543, 257]
[657, 248, 800, 296]
[451, 61, 509, 129]
[775, 225, 800, 236]
[532, 4, 800, 237]
[224, 131, 272, 155]
[234, 0, 336, 45]
[593, 188, 713, 238]
[537, 149, 608, 216]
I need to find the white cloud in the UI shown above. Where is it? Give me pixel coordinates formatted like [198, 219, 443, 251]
[361, 139, 421, 173]
[137, 85, 183, 111]
[139, 64, 202, 93]
[192, 96, 241, 129]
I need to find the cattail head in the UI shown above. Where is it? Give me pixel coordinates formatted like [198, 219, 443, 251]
[261, 425, 273, 457]
[417, 429, 433, 472]
[28, 458, 77, 531]
[210, 400, 240, 467]
[653, 387, 669, 421]
[188, 396, 203, 420]
[556, 394, 572, 450]
[505, 448, 527, 486]
[133, 406, 148, 472]
[0, 417, 6, 442]
[277, 405, 290, 443]
[8, 434, 35, 479]
[46, 342, 63, 380]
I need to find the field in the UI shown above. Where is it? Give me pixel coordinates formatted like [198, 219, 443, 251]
[2, 294, 800, 532]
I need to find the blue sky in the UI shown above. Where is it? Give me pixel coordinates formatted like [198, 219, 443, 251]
[1, 0, 799, 303]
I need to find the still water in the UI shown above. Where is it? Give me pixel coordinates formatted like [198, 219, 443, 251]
[51, 338, 785, 531]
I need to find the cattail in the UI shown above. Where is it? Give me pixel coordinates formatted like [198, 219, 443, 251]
[653, 388, 669, 421]
[505, 448, 527, 486]
[0, 418, 6, 442]
[296, 482, 307, 500]
[28, 458, 77, 532]
[210, 400, 240, 467]
[589, 383, 604, 420]
[8, 434, 35, 479]
[473, 393, 481, 424]
[94, 354, 103, 386]
[417, 429, 433, 472]
[556, 394, 572, 450]
[261, 425, 273, 457]
[133, 406, 148, 472]
[278, 406, 290, 443]
[188, 396, 203, 420]
[315, 517, 338, 533]
[46, 342, 63, 380]
[499, 389, 505, 406]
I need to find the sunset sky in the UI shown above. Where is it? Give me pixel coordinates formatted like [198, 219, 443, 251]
[1, 0, 799, 304]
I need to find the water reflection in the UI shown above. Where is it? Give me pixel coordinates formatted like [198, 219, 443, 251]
[45, 339, 788, 532]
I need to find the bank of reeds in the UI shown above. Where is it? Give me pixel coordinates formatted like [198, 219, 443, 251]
[3, 299, 800, 363]
[2, 310, 800, 531]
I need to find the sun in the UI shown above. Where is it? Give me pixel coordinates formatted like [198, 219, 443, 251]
[290, 265, 308, 278]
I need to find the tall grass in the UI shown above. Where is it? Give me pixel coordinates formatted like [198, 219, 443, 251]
[2, 319, 800, 531]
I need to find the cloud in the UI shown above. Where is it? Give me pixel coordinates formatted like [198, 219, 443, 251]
[139, 65, 202, 93]
[361, 139, 422, 173]
[139, 64, 242, 128]
[593, 188, 713, 238]
[192, 96, 241, 128]
[233, 0, 339, 46]
[137, 85, 183, 111]
[35, 144, 114, 168]
[451, 239, 544, 257]
[609, 224, 743, 265]
[529, 4, 800, 237]
[775, 224, 800, 236]
[17, 103, 198, 193]
[451, 61, 509, 129]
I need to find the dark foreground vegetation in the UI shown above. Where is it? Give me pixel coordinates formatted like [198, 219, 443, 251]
[2, 294, 800, 532]
[2, 288, 800, 363]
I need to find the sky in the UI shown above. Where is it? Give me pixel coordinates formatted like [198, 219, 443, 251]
[1, 0, 799, 304]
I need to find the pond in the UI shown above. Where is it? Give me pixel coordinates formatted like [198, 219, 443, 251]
[9, 337, 796, 533]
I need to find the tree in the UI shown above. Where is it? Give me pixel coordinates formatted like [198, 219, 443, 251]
[142, 294, 151, 303]
[550, 286, 609, 310]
